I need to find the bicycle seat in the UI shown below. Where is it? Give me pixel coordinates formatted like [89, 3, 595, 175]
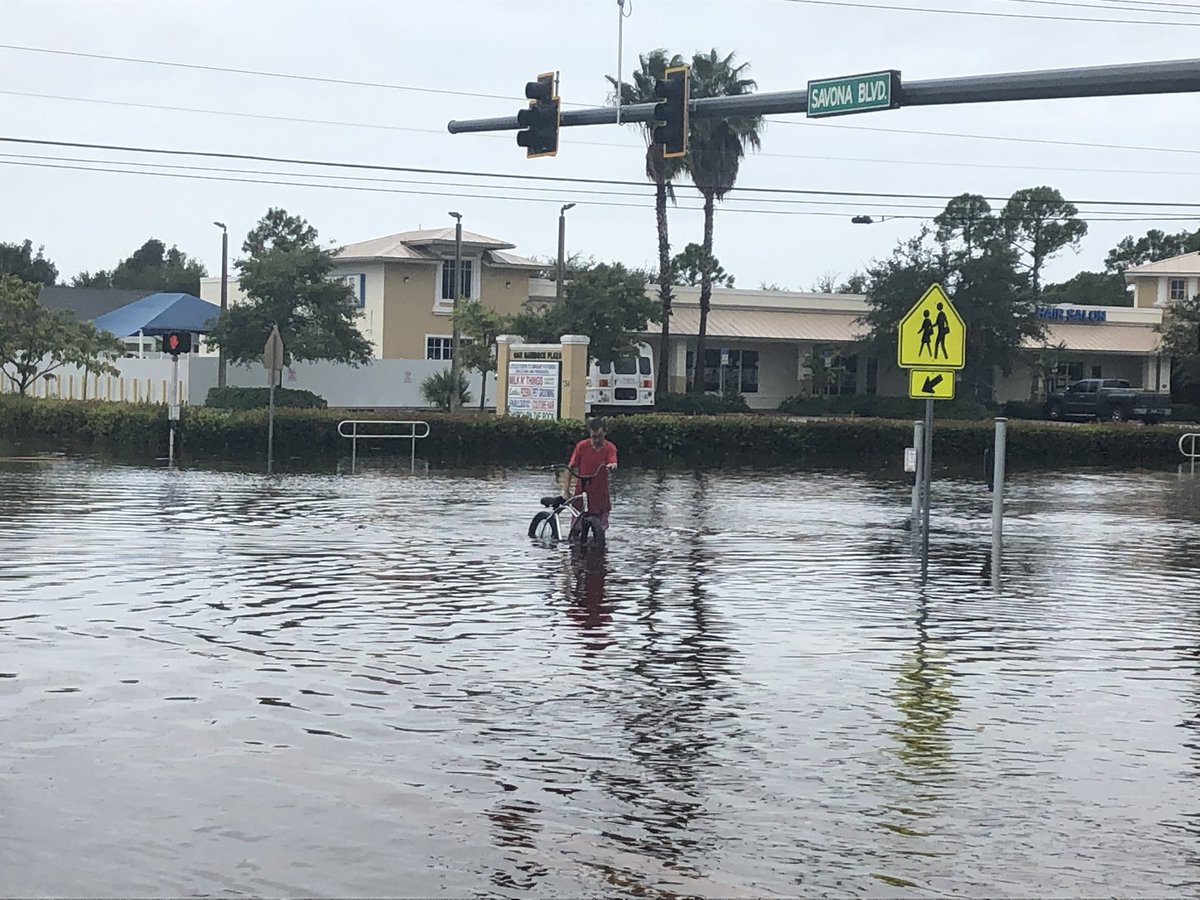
[540, 495, 565, 508]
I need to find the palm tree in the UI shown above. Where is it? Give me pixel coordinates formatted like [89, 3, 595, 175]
[609, 50, 687, 398]
[686, 49, 763, 393]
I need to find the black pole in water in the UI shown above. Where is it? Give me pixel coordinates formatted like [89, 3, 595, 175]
[267, 373, 276, 476]
[921, 398, 933, 581]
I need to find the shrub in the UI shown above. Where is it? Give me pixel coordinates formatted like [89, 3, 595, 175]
[206, 386, 326, 410]
[421, 370, 470, 411]
[1000, 400, 1046, 420]
[655, 392, 750, 415]
[778, 393, 996, 421]
[1172, 403, 1200, 423]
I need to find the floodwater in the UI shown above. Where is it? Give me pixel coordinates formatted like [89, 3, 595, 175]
[2, 458, 1199, 898]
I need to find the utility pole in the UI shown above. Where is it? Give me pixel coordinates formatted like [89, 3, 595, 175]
[557, 202, 575, 305]
[449, 58, 1200, 136]
[449, 211, 463, 413]
[213, 221, 228, 388]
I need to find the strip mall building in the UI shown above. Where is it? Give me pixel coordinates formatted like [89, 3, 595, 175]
[641, 253, 1187, 409]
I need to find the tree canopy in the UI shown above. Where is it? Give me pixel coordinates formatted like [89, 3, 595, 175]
[513, 262, 659, 363]
[454, 299, 513, 410]
[1105, 227, 1200, 274]
[672, 242, 734, 288]
[0, 274, 123, 395]
[205, 208, 372, 367]
[0, 240, 58, 285]
[73, 238, 208, 294]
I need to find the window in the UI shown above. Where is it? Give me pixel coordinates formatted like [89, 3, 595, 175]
[440, 259, 473, 301]
[333, 273, 366, 307]
[1092, 366, 1103, 379]
[614, 357, 638, 375]
[639, 356, 652, 375]
[685, 348, 759, 394]
[426, 335, 473, 360]
[1170, 279, 1187, 301]
[597, 360, 612, 375]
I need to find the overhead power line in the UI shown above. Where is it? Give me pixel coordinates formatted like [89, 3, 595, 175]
[994, 0, 1200, 16]
[1, 135, 1198, 216]
[778, 0, 1200, 25]
[1, 154, 1193, 224]
[3, 88, 1199, 177]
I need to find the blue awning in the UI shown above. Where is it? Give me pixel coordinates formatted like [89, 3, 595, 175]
[91, 292, 221, 337]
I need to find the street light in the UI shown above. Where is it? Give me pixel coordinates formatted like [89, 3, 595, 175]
[213, 221, 228, 388]
[448, 211, 463, 413]
[557, 202, 576, 304]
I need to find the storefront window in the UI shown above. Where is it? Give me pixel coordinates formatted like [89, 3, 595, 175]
[685, 348, 760, 394]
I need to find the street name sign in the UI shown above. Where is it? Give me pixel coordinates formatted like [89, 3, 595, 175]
[897, 284, 965, 370]
[908, 368, 956, 400]
[807, 70, 901, 118]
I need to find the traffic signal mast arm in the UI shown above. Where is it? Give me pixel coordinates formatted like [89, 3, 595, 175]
[448, 56, 1200, 134]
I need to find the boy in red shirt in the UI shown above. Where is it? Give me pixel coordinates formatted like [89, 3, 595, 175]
[566, 418, 618, 539]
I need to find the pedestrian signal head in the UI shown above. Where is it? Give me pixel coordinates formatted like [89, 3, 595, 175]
[163, 331, 192, 355]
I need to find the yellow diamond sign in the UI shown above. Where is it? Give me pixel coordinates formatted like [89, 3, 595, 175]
[908, 368, 955, 400]
[897, 284, 965, 370]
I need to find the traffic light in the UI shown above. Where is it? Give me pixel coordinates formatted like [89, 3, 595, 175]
[516, 72, 560, 159]
[653, 65, 690, 158]
[163, 332, 192, 355]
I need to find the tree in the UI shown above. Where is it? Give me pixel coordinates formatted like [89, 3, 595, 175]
[0, 275, 122, 395]
[812, 272, 839, 293]
[72, 238, 208, 294]
[206, 209, 373, 367]
[935, 193, 997, 261]
[1001, 186, 1088, 300]
[672, 242, 734, 288]
[512, 262, 659, 364]
[610, 49, 689, 398]
[1105, 227, 1200, 274]
[860, 228, 1042, 402]
[686, 49, 763, 392]
[1159, 291, 1200, 386]
[0, 240, 58, 285]
[1041, 271, 1130, 307]
[421, 369, 470, 411]
[837, 272, 869, 294]
[454, 299, 512, 410]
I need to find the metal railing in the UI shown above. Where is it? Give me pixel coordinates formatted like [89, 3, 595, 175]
[1180, 433, 1200, 475]
[338, 420, 430, 474]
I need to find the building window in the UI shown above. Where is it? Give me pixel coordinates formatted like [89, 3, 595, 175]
[1170, 279, 1187, 301]
[440, 259, 473, 301]
[332, 273, 366, 307]
[425, 335, 474, 360]
[684, 348, 759, 394]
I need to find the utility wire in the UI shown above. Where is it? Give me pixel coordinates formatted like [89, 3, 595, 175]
[0, 133, 1197, 210]
[990, 0, 1200, 16]
[777, 0, 1200, 25]
[2, 88, 1198, 178]
[2, 155, 1193, 224]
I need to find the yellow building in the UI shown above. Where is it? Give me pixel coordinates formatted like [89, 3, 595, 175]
[1125, 251, 1200, 309]
[199, 228, 543, 360]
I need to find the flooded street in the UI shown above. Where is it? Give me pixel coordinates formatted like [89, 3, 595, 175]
[2, 459, 1199, 897]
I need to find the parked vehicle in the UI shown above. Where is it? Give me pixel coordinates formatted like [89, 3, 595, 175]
[1045, 378, 1171, 424]
[585, 342, 655, 415]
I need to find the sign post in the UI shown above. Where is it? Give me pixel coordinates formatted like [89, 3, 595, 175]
[897, 284, 966, 578]
[162, 330, 191, 468]
[263, 325, 285, 476]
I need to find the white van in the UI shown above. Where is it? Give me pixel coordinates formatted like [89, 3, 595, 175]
[586, 342, 655, 414]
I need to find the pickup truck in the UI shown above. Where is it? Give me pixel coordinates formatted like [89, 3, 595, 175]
[1045, 378, 1171, 424]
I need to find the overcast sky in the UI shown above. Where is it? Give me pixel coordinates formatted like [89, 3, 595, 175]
[1, 0, 1197, 291]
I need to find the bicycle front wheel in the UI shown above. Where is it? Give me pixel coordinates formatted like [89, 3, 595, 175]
[528, 511, 560, 542]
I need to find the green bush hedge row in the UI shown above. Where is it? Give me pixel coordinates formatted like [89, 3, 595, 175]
[205, 386, 327, 409]
[0, 395, 1188, 469]
[778, 393, 997, 421]
[654, 392, 751, 415]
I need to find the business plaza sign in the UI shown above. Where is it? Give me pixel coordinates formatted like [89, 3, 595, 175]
[1037, 306, 1108, 324]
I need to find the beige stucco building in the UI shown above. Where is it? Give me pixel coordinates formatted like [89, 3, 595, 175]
[199, 228, 542, 360]
[1125, 252, 1200, 309]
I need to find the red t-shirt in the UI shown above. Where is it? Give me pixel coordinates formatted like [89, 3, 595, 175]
[568, 439, 618, 514]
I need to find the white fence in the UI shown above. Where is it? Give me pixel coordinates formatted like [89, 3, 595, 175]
[1, 355, 497, 410]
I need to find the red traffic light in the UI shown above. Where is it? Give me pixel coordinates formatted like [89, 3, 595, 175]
[163, 332, 192, 355]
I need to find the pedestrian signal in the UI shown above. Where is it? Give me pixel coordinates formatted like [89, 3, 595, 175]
[163, 332, 192, 355]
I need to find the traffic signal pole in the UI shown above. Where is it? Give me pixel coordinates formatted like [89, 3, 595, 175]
[448, 57, 1200, 135]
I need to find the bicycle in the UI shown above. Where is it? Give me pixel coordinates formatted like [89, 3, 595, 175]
[527, 464, 610, 548]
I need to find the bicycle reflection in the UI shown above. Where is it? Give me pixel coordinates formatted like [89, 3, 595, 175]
[564, 546, 615, 652]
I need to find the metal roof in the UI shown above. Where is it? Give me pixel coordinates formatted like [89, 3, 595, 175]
[336, 229, 538, 266]
[1028, 323, 1161, 355]
[662, 306, 867, 343]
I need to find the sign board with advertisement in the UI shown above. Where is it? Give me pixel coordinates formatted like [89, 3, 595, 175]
[507, 360, 561, 420]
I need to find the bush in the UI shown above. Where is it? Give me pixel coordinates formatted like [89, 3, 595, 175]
[0, 395, 1189, 469]
[421, 370, 471, 411]
[1000, 400, 1046, 420]
[1172, 403, 1200, 423]
[206, 386, 326, 410]
[655, 392, 750, 415]
[778, 393, 996, 421]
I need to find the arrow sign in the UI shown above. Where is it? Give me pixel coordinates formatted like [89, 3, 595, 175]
[908, 368, 955, 400]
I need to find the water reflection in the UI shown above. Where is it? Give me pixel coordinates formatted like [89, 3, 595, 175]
[3, 461, 1200, 897]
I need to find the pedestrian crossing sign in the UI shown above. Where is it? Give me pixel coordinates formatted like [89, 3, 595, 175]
[897, 283, 965, 370]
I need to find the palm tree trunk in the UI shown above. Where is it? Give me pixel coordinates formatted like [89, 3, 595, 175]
[655, 175, 673, 398]
[693, 191, 716, 394]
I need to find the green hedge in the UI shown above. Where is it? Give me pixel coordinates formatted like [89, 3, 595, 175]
[205, 386, 327, 410]
[0, 395, 1190, 469]
[779, 393, 997, 421]
[654, 392, 750, 415]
